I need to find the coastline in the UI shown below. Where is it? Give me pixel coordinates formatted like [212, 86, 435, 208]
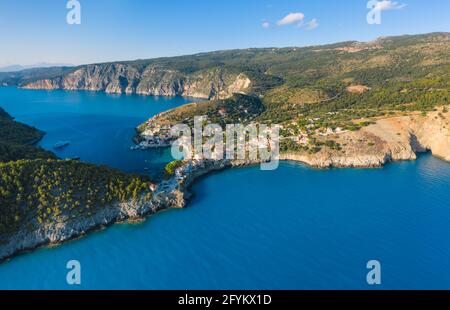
[0, 180, 181, 262]
[1, 96, 448, 262]
[19, 69, 252, 101]
[24, 129, 46, 146]
[2, 147, 449, 262]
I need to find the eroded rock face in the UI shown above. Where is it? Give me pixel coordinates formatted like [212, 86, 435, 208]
[281, 109, 450, 167]
[0, 184, 185, 261]
[0, 200, 144, 261]
[22, 64, 252, 100]
[2, 106, 447, 261]
[410, 112, 450, 162]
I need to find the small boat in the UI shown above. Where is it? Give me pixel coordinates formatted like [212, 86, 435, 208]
[53, 141, 70, 150]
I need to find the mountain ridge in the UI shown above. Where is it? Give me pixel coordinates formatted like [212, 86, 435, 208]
[11, 32, 450, 100]
[0, 63, 73, 73]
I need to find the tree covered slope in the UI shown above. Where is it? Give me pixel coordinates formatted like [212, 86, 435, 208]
[0, 108, 153, 241]
[136, 33, 450, 156]
[13, 32, 449, 104]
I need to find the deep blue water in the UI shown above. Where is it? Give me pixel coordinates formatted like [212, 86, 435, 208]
[0, 87, 193, 177]
[0, 87, 450, 289]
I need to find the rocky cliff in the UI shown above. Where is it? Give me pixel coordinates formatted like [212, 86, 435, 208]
[136, 102, 449, 169]
[280, 109, 450, 167]
[2, 109, 448, 261]
[22, 63, 252, 100]
[0, 157, 240, 261]
[0, 180, 184, 261]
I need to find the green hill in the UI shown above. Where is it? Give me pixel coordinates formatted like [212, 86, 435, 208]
[134, 33, 450, 153]
[0, 108, 153, 239]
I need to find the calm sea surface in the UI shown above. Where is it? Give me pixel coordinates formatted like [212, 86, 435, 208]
[0, 87, 449, 289]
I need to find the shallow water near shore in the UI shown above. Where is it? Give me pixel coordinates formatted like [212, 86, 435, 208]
[0, 87, 450, 289]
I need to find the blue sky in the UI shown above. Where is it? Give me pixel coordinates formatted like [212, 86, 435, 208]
[0, 0, 449, 66]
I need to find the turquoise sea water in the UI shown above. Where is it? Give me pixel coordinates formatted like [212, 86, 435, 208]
[0, 87, 449, 289]
[0, 87, 193, 177]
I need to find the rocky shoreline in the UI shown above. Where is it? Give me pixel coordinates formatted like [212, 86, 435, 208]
[21, 65, 252, 101]
[1, 109, 448, 262]
[0, 157, 259, 262]
[0, 174, 186, 261]
[0, 145, 446, 262]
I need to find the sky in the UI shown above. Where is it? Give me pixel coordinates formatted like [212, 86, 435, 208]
[0, 0, 449, 67]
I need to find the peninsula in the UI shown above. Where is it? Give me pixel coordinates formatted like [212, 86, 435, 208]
[1, 32, 449, 261]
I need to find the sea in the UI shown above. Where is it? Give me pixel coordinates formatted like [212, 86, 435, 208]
[0, 87, 449, 289]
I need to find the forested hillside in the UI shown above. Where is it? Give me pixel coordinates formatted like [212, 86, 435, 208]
[136, 33, 450, 153]
[0, 107, 55, 162]
[2, 32, 449, 154]
[11, 33, 448, 106]
[0, 108, 153, 239]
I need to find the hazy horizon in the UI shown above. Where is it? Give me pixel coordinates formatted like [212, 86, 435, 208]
[1, 0, 449, 67]
[2, 31, 449, 70]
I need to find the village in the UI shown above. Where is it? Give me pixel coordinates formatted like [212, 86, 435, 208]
[133, 115, 280, 163]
